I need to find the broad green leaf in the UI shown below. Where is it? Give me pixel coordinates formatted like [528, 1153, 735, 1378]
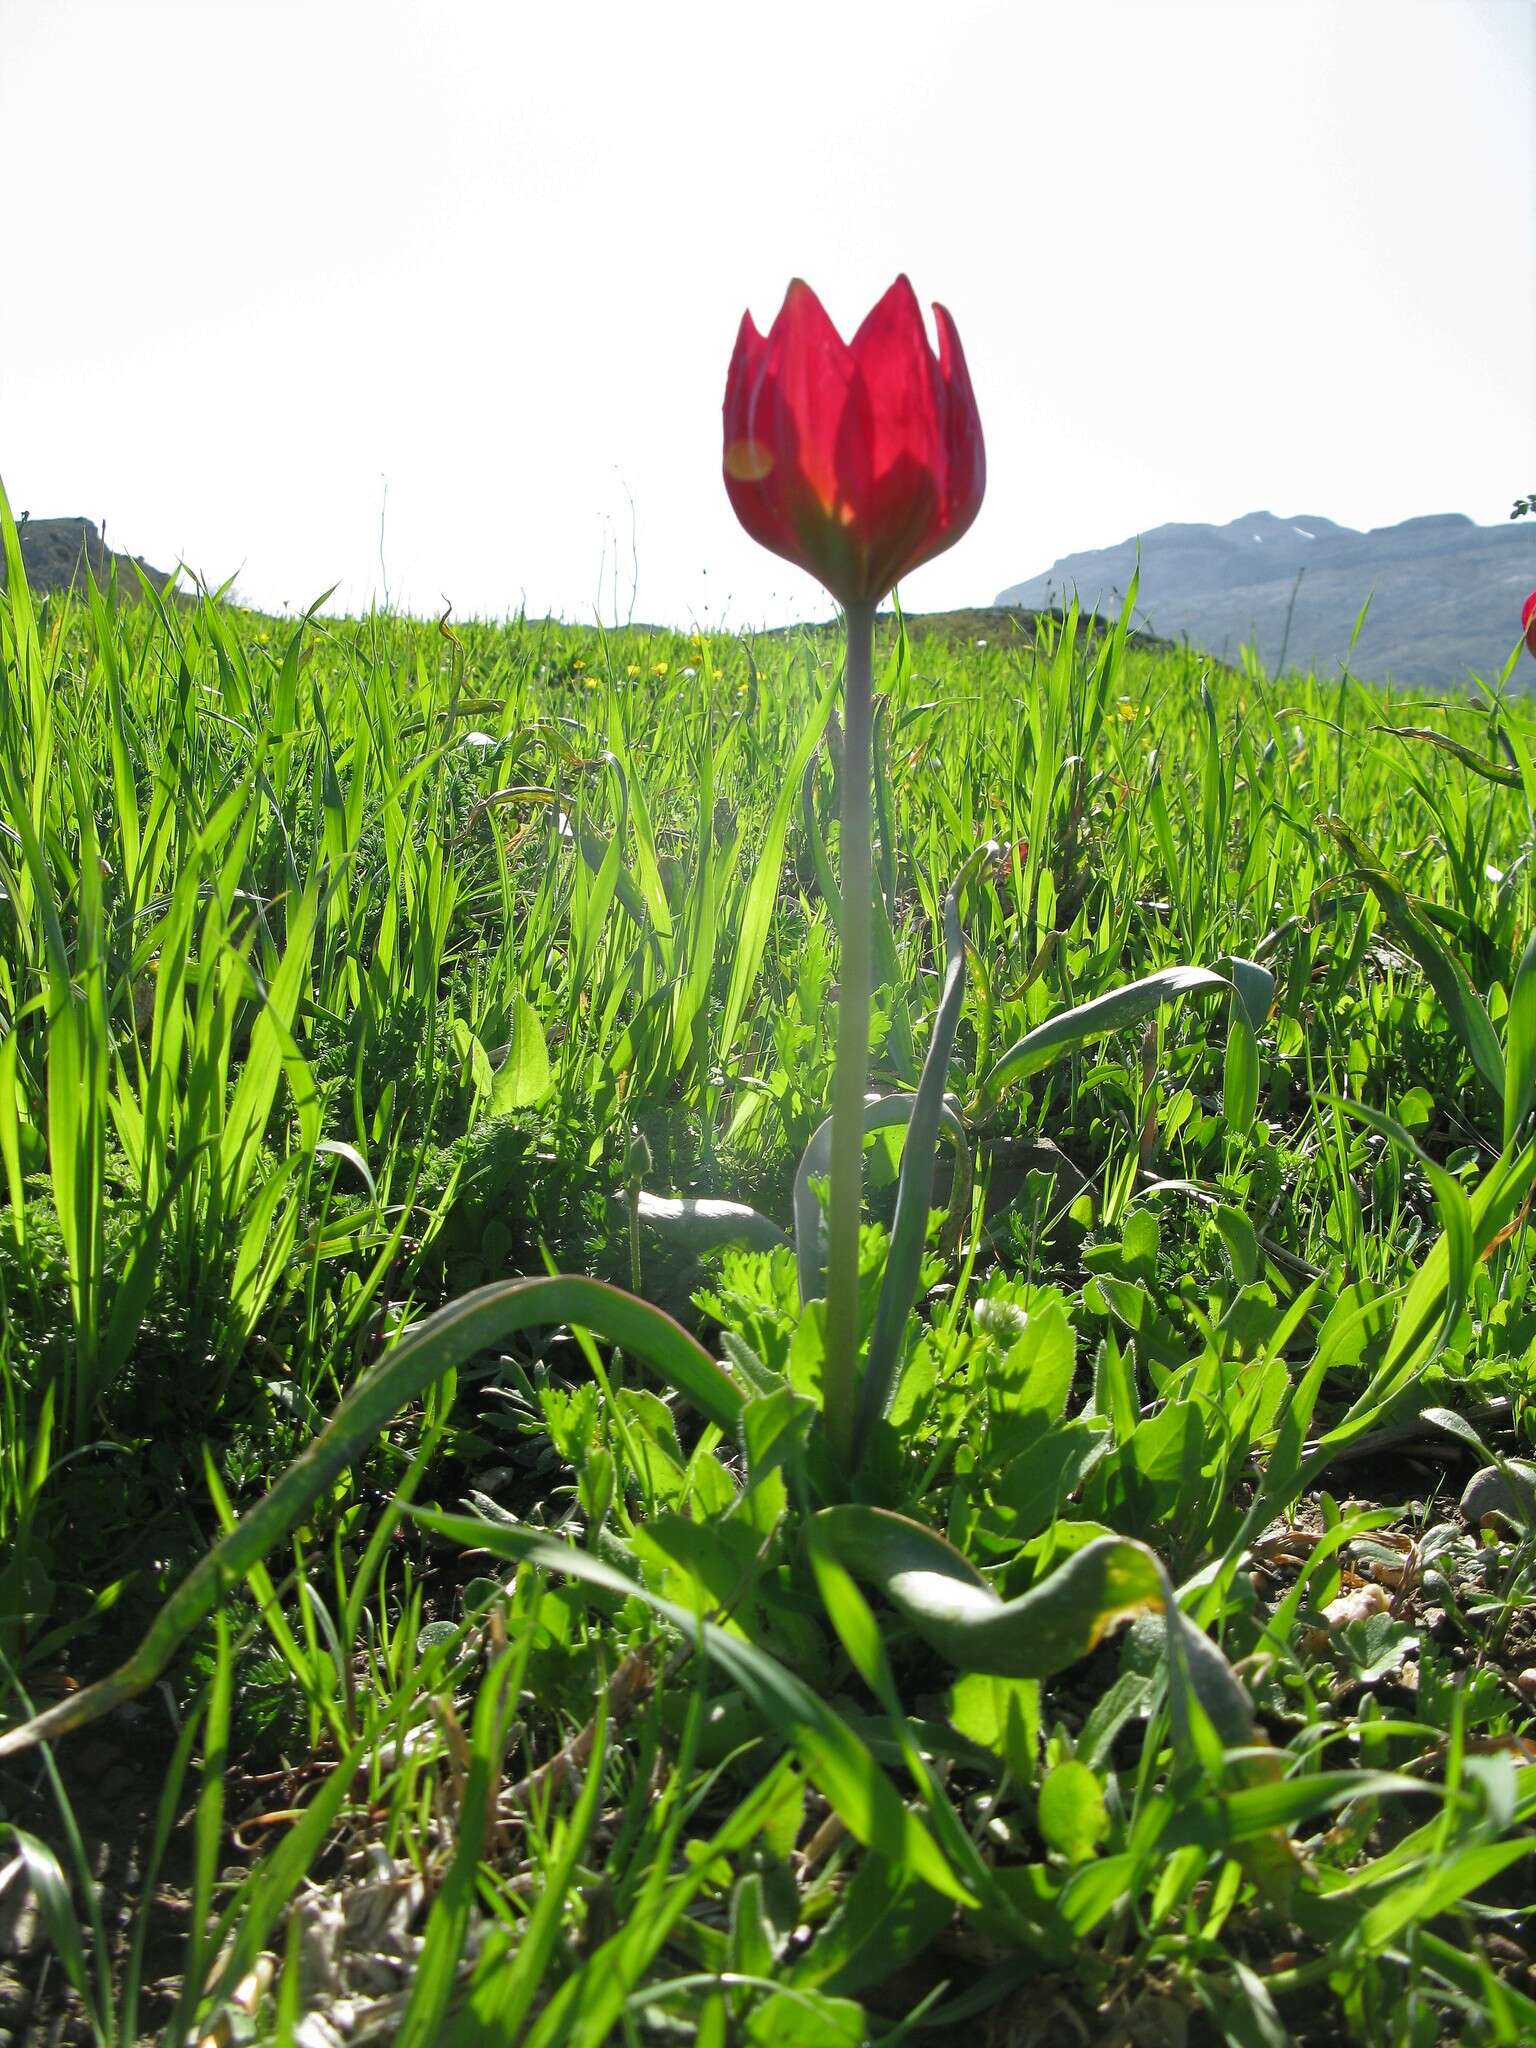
[787, 1852, 951, 1996]
[1037, 1760, 1109, 1862]
[989, 1297, 1077, 1436]
[990, 1421, 1108, 1543]
[488, 991, 552, 1112]
[946, 1671, 1041, 1786]
[745, 1990, 867, 2045]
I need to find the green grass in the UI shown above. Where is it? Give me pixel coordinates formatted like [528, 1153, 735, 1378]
[3, 491, 1536, 2045]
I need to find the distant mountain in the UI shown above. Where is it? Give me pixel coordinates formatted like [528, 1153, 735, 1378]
[997, 511, 1536, 689]
[1, 516, 171, 599]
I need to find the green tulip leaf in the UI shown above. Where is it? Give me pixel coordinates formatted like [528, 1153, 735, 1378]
[0, 1275, 744, 1760]
[812, 1505, 1161, 1677]
[793, 1094, 968, 1308]
[976, 962, 1272, 1114]
[856, 841, 994, 1458]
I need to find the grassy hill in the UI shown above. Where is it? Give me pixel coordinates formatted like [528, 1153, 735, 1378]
[4, 531, 1536, 2044]
[772, 601, 1176, 656]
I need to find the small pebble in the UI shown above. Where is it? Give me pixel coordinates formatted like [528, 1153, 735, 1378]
[1459, 1461, 1536, 1534]
[1321, 1583, 1389, 1629]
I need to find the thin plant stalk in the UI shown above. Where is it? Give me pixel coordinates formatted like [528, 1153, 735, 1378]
[822, 600, 876, 1471]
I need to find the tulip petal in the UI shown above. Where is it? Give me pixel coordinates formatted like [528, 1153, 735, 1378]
[843, 278, 945, 598]
[933, 301, 987, 536]
[850, 277, 943, 498]
[722, 314, 774, 486]
[768, 280, 857, 521]
[723, 310, 804, 565]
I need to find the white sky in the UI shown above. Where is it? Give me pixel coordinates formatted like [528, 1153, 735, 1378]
[3, 0, 1532, 628]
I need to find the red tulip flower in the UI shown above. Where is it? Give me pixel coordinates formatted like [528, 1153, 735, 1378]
[719, 274, 985, 1472]
[1524, 592, 1536, 660]
[722, 276, 985, 610]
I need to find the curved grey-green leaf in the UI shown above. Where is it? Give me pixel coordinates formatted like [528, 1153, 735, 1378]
[977, 965, 1259, 1108]
[814, 1506, 1162, 1678]
[1338, 846, 1504, 1103]
[793, 1095, 969, 1308]
[0, 1276, 743, 1759]
[1375, 724, 1523, 792]
[1222, 955, 1276, 1037]
[856, 844, 994, 1461]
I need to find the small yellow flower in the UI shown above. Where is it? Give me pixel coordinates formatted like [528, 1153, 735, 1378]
[1116, 698, 1137, 722]
[584, 677, 600, 689]
[572, 654, 584, 668]
[626, 663, 641, 677]
[257, 631, 269, 645]
[652, 661, 668, 677]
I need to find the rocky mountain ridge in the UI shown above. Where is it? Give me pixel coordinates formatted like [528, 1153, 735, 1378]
[998, 510, 1536, 688]
[0, 516, 171, 598]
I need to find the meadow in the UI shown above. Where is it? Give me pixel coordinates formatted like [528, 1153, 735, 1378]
[2, 494, 1536, 2045]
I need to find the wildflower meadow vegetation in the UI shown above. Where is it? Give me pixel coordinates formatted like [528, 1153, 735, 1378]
[3, 280, 1536, 2044]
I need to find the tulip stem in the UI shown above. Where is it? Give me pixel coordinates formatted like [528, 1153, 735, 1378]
[823, 600, 876, 1474]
